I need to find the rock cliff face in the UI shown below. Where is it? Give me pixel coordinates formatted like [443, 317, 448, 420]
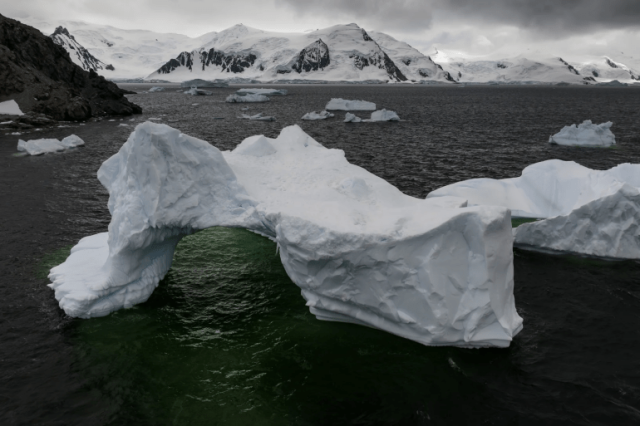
[291, 39, 330, 73]
[50, 26, 114, 72]
[157, 49, 257, 74]
[0, 14, 141, 120]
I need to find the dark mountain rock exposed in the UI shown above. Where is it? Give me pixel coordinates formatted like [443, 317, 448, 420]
[0, 14, 141, 121]
[291, 39, 330, 73]
[156, 48, 257, 74]
[50, 26, 114, 72]
[349, 29, 407, 82]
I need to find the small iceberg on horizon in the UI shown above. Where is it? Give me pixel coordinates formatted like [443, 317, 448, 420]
[185, 88, 213, 96]
[344, 112, 362, 123]
[237, 88, 287, 96]
[301, 110, 334, 120]
[18, 134, 85, 155]
[148, 86, 164, 92]
[226, 93, 270, 103]
[325, 98, 376, 111]
[365, 109, 400, 122]
[181, 79, 228, 88]
[549, 120, 615, 147]
[239, 113, 275, 122]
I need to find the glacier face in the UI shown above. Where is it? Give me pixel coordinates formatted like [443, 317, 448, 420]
[549, 120, 616, 147]
[49, 122, 523, 348]
[428, 160, 640, 258]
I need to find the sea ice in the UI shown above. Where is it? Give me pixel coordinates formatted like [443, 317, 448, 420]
[365, 109, 400, 122]
[325, 98, 376, 111]
[239, 113, 276, 122]
[17, 134, 85, 155]
[548, 120, 616, 147]
[49, 122, 522, 348]
[237, 88, 287, 96]
[0, 100, 24, 116]
[184, 88, 212, 96]
[148, 86, 164, 92]
[428, 159, 640, 258]
[226, 94, 270, 103]
[301, 111, 334, 120]
[344, 113, 362, 123]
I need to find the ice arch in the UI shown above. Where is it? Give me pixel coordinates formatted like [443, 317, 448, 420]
[49, 122, 523, 348]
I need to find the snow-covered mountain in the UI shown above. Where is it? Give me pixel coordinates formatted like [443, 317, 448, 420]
[432, 49, 640, 85]
[148, 23, 444, 83]
[50, 26, 114, 72]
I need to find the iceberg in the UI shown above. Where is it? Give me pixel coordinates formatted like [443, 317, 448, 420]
[365, 109, 400, 122]
[238, 113, 276, 122]
[301, 111, 334, 120]
[185, 88, 212, 96]
[17, 134, 85, 155]
[237, 88, 287, 96]
[148, 86, 164, 92]
[226, 94, 270, 103]
[428, 159, 640, 258]
[344, 113, 362, 123]
[0, 100, 24, 116]
[325, 98, 376, 111]
[548, 120, 615, 147]
[48, 122, 522, 348]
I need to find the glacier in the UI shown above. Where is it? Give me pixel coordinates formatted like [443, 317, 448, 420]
[326, 98, 376, 111]
[226, 94, 270, 103]
[548, 120, 616, 147]
[301, 111, 334, 120]
[48, 122, 523, 348]
[0, 100, 24, 116]
[428, 160, 640, 258]
[18, 135, 85, 155]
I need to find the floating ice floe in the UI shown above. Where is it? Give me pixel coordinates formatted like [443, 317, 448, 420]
[237, 88, 287, 96]
[0, 100, 24, 116]
[549, 120, 616, 147]
[148, 86, 164, 92]
[344, 113, 362, 123]
[301, 110, 334, 120]
[118, 123, 129, 127]
[17, 134, 85, 155]
[226, 93, 270, 103]
[49, 122, 522, 348]
[366, 109, 400, 122]
[325, 98, 376, 111]
[185, 88, 212, 96]
[428, 159, 640, 258]
[239, 113, 275, 122]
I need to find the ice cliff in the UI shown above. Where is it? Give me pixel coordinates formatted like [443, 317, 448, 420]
[49, 122, 523, 348]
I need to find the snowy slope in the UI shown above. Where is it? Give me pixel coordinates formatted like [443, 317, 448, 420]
[147, 23, 418, 83]
[50, 26, 113, 72]
[21, 18, 215, 79]
[369, 32, 455, 82]
[576, 56, 640, 83]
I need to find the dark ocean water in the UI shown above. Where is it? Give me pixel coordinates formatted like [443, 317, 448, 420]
[1, 85, 640, 425]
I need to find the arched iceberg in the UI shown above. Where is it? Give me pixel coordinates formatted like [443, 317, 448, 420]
[49, 122, 523, 348]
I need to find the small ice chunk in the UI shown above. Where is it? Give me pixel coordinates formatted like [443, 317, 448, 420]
[325, 98, 376, 111]
[148, 118, 162, 121]
[301, 111, 334, 120]
[226, 94, 270, 103]
[1, 121, 13, 125]
[364, 109, 400, 122]
[185, 88, 212, 96]
[17, 138, 66, 155]
[0, 100, 24, 116]
[148, 86, 164, 92]
[548, 120, 615, 147]
[239, 113, 275, 122]
[344, 113, 362, 123]
[60, 134, 85, 148]
[237, 88, 287, 96]
[118, 123, 130, 127]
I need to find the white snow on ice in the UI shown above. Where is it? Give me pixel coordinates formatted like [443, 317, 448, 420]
[237, 88, 287, 96]
[549, 120, 616, 147]
[344, 113, 362, 123]
[226, 93, 270, 103]
[0, 100, 24, 116]
[325, 98, 376, 111]
[17, 135, 85, 155]
[238, 113, 275, 122]
[48, 122, 522, 348]
[301, 111, 334, 120]
[148, 86, 164, 92]
[366, 109, 400, 122]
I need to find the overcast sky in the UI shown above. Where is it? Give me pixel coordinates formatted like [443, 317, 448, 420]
[3, 0, 640, 59]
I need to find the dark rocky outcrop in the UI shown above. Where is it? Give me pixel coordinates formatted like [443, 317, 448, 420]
[50, 26, 114, 72]
[156, 48, 257, 74]
[291, 39, 330, 73]
[558, 58, 580, 75]
[0, 14, 141, 121]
